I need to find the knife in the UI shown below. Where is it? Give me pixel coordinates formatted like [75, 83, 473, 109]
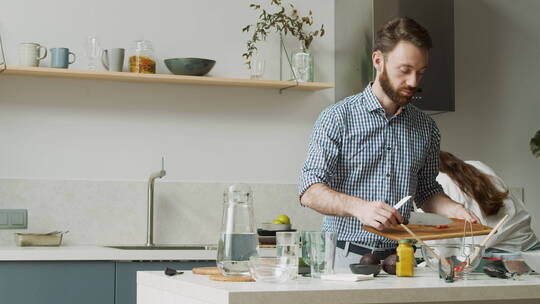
[393, 196, 452, 225]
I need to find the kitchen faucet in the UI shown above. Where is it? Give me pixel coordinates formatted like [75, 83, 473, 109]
[146, 157, 166, 247]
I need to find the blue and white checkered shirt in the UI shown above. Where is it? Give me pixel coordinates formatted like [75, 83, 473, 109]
[299, 84, 444, 248]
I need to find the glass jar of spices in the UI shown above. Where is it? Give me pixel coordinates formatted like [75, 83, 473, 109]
[129, 40, 156, 74]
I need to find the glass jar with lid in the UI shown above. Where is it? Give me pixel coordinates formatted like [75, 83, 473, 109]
[129, 40, 156, 74]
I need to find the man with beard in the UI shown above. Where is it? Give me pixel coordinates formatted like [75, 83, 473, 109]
[299, 17, 480, 268]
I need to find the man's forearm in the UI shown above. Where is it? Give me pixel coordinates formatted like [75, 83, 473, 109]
[300, 183, 366, 217]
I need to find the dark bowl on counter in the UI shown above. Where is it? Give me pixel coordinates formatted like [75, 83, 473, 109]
[164, 57, 216, 76]
[349, 263, 381, 276]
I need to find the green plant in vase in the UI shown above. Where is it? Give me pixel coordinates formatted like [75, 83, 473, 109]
[242, 0, 325, 82]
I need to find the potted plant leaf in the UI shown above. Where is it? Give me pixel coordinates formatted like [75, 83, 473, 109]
[242, 0, 325, 82]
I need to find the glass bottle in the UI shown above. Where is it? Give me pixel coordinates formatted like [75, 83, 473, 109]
[217, 184, 258, 276]
[396, 239, 414, 277]
[129, 40, 156, 74]
[290, 43, 313, 82]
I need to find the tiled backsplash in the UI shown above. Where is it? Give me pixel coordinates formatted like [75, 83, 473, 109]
[0, 179, 323, 246]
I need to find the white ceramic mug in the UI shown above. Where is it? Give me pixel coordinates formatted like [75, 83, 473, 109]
[18, 42, 47, 67]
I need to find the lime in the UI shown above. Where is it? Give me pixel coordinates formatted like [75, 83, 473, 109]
[276, 214, 290, 224]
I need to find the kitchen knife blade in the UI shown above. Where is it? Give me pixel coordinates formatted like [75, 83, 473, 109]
[407, 212, 453, 226]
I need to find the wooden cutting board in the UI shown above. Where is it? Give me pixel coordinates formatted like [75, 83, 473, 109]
[209, 274, 255, 282]
[363, 218, 493, 241]
[192, 267, 221, 275]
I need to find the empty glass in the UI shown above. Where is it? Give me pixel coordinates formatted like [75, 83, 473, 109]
[306, 231, 337, 278]
[250, 53, 265, 80]
[84, 36, 101, 70]
[276, 231, 299, 279]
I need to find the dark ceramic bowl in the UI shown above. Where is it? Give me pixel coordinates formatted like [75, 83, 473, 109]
[349, 263, 381, 276]
[164, 58, 216, 76]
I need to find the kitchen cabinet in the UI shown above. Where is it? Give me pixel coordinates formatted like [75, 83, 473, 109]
[335, 0, 455, 112]
[115, 261, 215, 304]
[0, 261, 115, 304]
[0, 260, 215, 304]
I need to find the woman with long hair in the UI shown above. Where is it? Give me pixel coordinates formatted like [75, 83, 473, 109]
[437, 151, 539, 252]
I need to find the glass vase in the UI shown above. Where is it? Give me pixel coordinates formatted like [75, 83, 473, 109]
[290, 44, 314, 82]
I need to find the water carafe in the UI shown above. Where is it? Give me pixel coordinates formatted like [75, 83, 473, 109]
[217, 184, 258, 276]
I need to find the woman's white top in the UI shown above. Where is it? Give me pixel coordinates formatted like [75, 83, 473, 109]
[436, 161, 538, 252]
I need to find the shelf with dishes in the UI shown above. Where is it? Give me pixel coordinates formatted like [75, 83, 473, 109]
[0, 66, 334, 92]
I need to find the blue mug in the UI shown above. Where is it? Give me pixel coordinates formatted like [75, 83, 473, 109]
[50, 48, 76, 69]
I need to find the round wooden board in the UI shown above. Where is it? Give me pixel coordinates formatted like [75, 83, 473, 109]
[209, 274, 255, 282]
[192, 267, 221, 275]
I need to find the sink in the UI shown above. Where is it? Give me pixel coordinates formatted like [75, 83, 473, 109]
[105, 244, 217, 250]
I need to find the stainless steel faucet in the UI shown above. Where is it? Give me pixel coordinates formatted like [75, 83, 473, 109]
[146, 157, 166, 247]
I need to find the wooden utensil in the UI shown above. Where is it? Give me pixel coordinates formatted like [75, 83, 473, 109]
[400, 224, 451, 271]
[468, 215, 509, 262]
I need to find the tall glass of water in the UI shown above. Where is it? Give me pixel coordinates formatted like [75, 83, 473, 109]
[217, 184, 259, 277]
[276, 231, 299, 279]
[307, 231, 337, 278]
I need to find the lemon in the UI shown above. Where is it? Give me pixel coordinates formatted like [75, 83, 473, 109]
[276, 214, 290, 224]
[272, 219, 284, 224]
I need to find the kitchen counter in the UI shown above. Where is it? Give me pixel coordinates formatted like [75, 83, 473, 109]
[0, 245, 276, 261]
[0, 245, 216, 261]
[137, 269, 540, 304]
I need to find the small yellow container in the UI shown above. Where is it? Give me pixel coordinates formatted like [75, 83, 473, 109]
[396, 239, 414, 277]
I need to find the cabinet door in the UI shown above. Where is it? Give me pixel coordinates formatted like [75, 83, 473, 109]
[115, 260, 215, 304]
[0, 261, 115, 304]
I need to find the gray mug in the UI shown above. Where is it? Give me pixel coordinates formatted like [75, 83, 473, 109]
[101, 48, 125, 72]
[50, 48, 76, 69]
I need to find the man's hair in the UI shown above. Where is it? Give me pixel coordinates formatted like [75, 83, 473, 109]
[374, 17, 432, 53]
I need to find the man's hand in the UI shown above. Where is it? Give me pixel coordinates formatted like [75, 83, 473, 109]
[300, 184, 404, 230]
[351, 200, 404, 230]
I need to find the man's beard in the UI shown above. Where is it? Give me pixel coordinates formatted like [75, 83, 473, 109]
[379, 67, 416, 106]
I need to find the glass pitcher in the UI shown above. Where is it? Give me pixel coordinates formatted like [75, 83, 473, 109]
[217, 184, 258, 276]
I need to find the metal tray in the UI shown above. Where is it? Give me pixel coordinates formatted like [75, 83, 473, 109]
[14, 231, 65, 246]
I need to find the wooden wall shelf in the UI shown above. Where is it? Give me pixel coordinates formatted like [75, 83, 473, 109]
[1, 66, 334, 92]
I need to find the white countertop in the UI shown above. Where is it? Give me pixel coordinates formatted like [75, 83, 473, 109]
[137, 269, 540, 304]
[0, 245, 276, 261]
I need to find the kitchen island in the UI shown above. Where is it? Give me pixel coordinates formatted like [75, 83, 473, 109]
[137, 269, 540, 304]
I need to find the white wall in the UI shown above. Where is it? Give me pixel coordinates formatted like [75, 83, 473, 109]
[434, 0, 540, 235]
[0, 0, 334, 182]
[0, 0, 333, 245]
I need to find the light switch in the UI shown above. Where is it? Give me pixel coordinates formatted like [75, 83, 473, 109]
[0, 213, 7, 225]
[10, 212, 25, 225]
[0, 209, 27, 229]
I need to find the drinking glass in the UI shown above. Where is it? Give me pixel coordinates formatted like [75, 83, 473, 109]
[250, 53, 265, 80]
[84, 36, 101, 70]
[276, 231, 299, 279]
[307, 231, 337, 278]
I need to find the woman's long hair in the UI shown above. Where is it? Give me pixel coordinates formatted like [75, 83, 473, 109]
[439, 151, 507, 216]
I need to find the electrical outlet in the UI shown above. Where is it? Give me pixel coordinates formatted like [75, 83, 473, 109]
[0, 209, 27, 229]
